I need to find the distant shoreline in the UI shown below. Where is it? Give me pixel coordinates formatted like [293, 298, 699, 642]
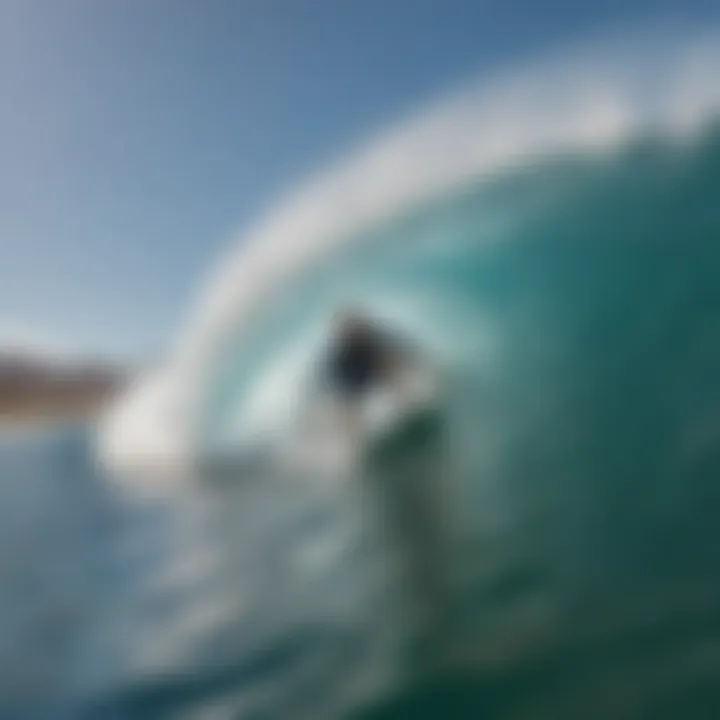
[0, 399, 112, 428]
[0, 352, 127, 429]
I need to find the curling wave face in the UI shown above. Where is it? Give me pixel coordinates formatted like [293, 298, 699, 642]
[98, 25, 720, 476]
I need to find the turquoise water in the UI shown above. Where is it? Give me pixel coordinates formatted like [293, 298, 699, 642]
[201, 120, 720, 715]
[5, 122, 720, 718]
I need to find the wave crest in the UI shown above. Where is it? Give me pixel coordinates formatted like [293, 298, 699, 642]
[99, 25, 720, 474]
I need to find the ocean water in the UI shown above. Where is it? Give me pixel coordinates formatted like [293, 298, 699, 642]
[0, 424, 413, 720]
[7, 123, 720, 719]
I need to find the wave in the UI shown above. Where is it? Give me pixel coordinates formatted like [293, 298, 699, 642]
[98, 24, 720, 474]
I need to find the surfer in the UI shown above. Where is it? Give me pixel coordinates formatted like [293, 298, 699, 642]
[322, 311, 448, 659]
[323, 310, 406, 443]
[325, 311, 448, 655]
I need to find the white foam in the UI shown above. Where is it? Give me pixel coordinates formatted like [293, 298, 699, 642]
[99, 24, 720, 474]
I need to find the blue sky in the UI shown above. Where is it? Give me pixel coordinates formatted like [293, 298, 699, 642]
[1, 0, 718, 358]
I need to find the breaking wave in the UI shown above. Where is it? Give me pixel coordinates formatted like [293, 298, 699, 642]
[98, 24, 720, 475]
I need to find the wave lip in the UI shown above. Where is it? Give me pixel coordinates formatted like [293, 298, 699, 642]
[98, 25, 720, 475]
[97, 367, 193, 479]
